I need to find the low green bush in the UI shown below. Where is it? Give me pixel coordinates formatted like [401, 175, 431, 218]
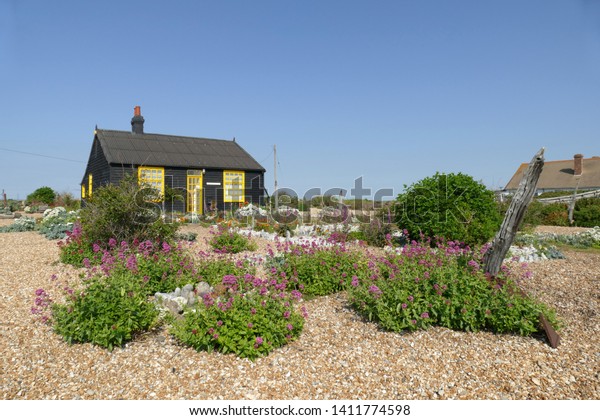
[270, 243, 370, 297]
[347, 239, 560, 336]
[52, 270, 159, 350]
[194, 256, 255, 286]
[170, 274, 305, 360]
[209, 225, 257, 253]
[0, 217, 36, 233]
[573, 198, 600, 227]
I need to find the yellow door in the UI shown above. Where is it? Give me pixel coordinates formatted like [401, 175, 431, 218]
[187, 173, 203, 214]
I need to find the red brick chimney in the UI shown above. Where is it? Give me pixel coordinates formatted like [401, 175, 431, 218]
[574, 154, 583, 176]
[131, 106, 145, 134]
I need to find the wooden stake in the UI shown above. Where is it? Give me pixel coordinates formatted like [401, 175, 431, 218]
[483, 148, 545, 276]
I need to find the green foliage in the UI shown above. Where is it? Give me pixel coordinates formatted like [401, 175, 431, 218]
[347, 239, 560, 336]
[80, 174, 178, 246]
[58, 224, 99, 267]
[272, 244, 370, 297]
[573, 198, 600, 227]
[522, 201, 569, 227]
[194, 257, 255, 286]
[38, 208, 78, 240]
[27, 186, 56, 205]
[170, 274, 304, 360]
[54, 192, 80, 211]
[52, 271, 159, 350]
[360, 218, 394, 247]
[209, 225, 257, 253]
[0, 217, 36, 233]
[395, 172, 501, 246]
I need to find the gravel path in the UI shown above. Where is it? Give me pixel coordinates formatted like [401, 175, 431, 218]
[1, 228, 599, 400]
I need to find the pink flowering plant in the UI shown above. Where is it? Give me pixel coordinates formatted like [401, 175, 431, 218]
[348, 237, 560, 336]
[170, 273, 305, 360]
[52, 269, 159, 350]
[267, 240, 370, 297]
[208, 225, 257, 254]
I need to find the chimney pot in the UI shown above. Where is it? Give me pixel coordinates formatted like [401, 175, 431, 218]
[574, 154, 583, 176]
[131, 106, 145, 134]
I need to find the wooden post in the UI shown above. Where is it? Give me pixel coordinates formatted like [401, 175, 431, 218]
[483, 148, 545, 276]
[483, 148, 560, 348]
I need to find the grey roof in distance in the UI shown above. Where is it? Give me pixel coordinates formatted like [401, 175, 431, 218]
[95, 129, 266, 172]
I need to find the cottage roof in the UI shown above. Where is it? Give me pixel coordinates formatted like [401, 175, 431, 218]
[94, 129, 265, 172]
[504, 156, 600, 191]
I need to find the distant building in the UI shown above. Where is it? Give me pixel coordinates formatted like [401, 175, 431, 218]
[504, 154, 600, 195]
[81, 106, 266, 213]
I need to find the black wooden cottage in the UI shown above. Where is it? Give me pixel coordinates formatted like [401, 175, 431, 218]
[81, 106, 266, 214]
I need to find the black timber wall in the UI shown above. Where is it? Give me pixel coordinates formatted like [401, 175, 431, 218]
[81, 137, 111, 196]
[101, 165, 265, 214]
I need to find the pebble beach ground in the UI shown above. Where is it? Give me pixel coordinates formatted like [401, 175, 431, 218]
[0, 222, 598, 400]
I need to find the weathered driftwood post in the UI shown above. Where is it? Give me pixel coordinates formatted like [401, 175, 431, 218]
[483, 148, 545, 276]
[483, 148, 560, 348]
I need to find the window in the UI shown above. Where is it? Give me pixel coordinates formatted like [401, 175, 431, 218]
[223, 170, 245, 203]
[187, 170, 203, 213]
[138, 166, 164, 197]
[88, 174, 93, 197]
[81, 184, 86, 199]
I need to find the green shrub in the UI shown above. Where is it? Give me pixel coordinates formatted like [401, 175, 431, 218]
[194, 256, 255, 286]
[574, 198, 600, 227]
[522, 201, 569, 227]
[270, 243, 370, 297]
[170, 274, 305, 360]
[347, 239, 560, 336]
[52, 270, 159, 350]
[80, 174, 178, 246]
[27, 186, 56, 205]
[209, 225, 257, 253]
[360, 218, 394, 247]
[394, 172, 501, 246]
[0, 217, 36, 233]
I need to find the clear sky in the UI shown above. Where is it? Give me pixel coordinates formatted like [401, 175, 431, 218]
[1, 0, 599, 200]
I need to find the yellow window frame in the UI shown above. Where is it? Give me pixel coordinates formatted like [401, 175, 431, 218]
[223, 170, 245, 203]
[187, 172, 203, 214]
[88, 174, 93, 197]
[138, 166, 165, 198]
[81, 184, 86, 199]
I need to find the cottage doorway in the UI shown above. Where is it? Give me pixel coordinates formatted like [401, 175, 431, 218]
[187, 171, 203, 214]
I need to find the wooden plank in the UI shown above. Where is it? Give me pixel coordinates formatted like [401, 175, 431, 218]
[540, 314, 560, 348]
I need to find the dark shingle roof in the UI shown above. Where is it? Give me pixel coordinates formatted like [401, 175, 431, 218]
[95, 129, 265, 172]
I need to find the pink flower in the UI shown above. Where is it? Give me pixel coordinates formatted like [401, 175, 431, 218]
[351, 276, 359, 287]
[286, 323, 293, 331]
[421, 312, 429, 319]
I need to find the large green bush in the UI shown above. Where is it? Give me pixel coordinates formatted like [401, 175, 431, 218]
[394, 172, 502, 245]
[80, 175, 178, 245]
[27, 186, 56, 205]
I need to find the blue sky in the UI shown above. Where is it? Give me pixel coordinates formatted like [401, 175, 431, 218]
[1, 0, 599, 200]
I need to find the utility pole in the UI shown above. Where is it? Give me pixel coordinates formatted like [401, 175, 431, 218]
[274, 144, 278, 210]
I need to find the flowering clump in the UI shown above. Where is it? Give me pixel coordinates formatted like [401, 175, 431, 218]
[348, 237, 560, 335]
[267, 240, 370, 297]
[209, 224, 257, 254]
[170, 272, 305, 360]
